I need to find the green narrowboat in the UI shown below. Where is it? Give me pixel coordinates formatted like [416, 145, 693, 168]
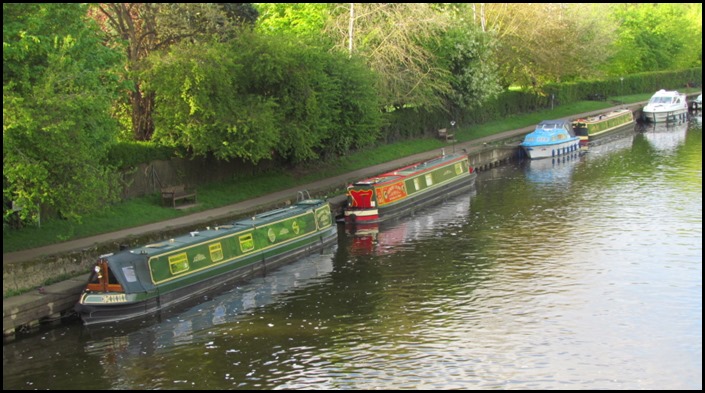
[572, 108, 635, 143]
[75, 198, 337, 325]
[344, 151, 477, 225]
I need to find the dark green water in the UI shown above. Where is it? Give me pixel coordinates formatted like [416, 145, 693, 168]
[3, 117, 702, 390]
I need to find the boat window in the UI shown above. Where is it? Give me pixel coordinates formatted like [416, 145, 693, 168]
[650, 96, 672, 104]
[209, 242, 224, 262]
[86, 259, 124, 293]
[168, 253, 190, 275]
[108, 270, 120, 285]
[239, 233, 255, 253]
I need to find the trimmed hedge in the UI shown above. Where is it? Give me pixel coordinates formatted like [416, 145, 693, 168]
[106, 141, 180, 169]
[380, 67, 701, 141]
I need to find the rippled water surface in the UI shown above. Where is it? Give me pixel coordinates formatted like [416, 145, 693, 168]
[4, 118, 702, 390]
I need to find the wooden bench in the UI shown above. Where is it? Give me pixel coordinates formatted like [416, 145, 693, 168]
[438, 128, 455, 142]
[161, 184, 197, 208]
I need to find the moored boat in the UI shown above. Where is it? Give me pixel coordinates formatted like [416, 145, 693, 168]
[74, 197, 337, 325]
[572, 108, 634, 143]
[642, 89, 688, 123]
[520, 119, 581, 159]
[343, 151, 477, 225]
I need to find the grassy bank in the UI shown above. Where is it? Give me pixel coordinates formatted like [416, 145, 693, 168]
[0, 92, 671, 253]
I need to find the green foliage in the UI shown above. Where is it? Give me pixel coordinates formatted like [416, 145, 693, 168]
[145, 32, 381, 165]
[3, 3, 123, 226]
[606, 4, 702, 75]
[433, 25, 503, 111]
[145, 40, 282, 163]
[545, 68, 702, 105]
[254, 3, 331, 45]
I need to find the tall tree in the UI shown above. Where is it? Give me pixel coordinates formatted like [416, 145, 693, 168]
[91, 3, 258, 141]
[325, 3, 453, 111]
[463, 3, 616, 87]
[3, 3, 123, 225]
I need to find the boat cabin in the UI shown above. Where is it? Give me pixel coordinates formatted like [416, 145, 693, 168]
[522, 120, 576, 145]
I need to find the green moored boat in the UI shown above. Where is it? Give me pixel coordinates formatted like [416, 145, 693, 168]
[75, 198, 337, 325]
[571, 108, 635, 143]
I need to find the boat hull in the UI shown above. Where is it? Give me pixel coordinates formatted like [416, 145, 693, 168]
[521, 138, 581, 159]
[642, 108, 689, 123]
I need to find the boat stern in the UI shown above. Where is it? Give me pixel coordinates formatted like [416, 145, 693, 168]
[345, 184, 380, 223]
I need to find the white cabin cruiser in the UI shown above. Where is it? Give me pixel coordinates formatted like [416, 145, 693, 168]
[642, 89, 688, 123]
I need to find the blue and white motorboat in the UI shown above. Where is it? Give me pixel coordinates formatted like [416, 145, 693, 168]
[520, 119, 581, 159]
[642, 89, 688, 122]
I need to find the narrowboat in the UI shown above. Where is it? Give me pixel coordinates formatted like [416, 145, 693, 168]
[572, 108, 635, 143]
[74, 197, 337, 325]
[520, 119, 581, 159]
[642, 89, 688, 123]
[343, 151, 477, 225]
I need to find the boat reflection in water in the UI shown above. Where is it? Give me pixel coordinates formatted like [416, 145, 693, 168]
[582, 126, 637, 160]
[640, 119, 688, 152]
[82, 247, 336, 357]
[523, 151, 582, 186]
[347, 190, 474, 256]
[523, 126, 636, 190]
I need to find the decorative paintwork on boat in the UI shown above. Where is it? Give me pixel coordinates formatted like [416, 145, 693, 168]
[75, 198, 337, 325]
[344, 152, 477, 225]
[572, 108, 634, 143]
[642, 89, 688, 123]
[520, 119, 581, 159]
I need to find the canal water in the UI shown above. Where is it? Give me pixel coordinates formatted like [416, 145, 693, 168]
[3, 116, 702, 390]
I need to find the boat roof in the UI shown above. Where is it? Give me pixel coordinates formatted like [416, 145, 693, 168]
[351, 152, 467, 186]
[573, 108, 632, 123]
[523, 119, 577, 141]
[536, 119, 571, 128]
[650, 89, 684, 97]
[100, 198, 328, 292]
[108, 199, 325, 259]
